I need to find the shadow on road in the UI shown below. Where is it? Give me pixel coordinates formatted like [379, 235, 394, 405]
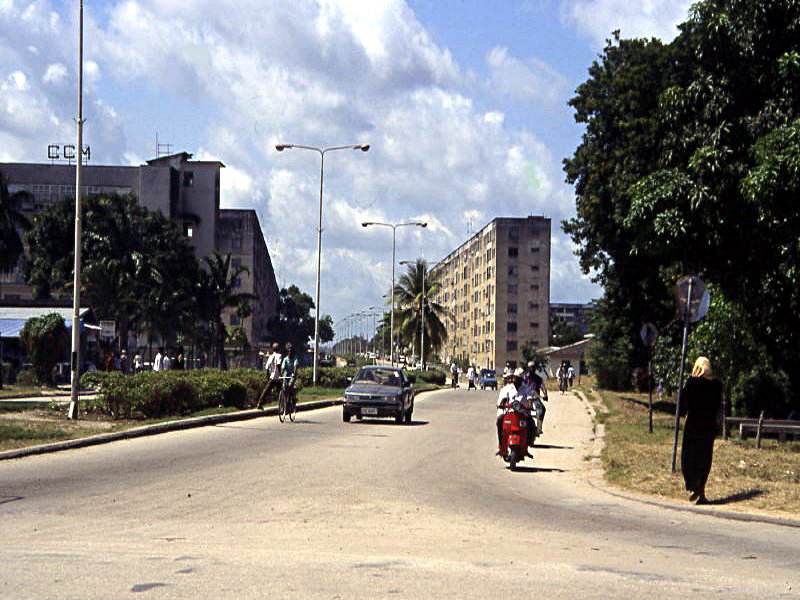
[532, 444, 574, 450]
[510, 466, 567, 473]
[619, 395, 676, 414]
[354, 420, 430, 427]
[706, 488, 766, 505]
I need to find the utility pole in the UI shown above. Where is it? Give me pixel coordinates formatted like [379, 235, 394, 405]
[68, 0, 85, 420]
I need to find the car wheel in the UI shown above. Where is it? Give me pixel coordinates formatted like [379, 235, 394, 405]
[395, 411, 404, 424]
[356, 414, 363, 420]
[343, 410, 352, 422]
[404, 406, 412, 423]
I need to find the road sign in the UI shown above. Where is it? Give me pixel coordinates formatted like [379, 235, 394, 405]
[640, 322, 658, 347]
[675, 275, 709, 323]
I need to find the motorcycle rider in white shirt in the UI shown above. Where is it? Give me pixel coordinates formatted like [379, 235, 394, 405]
[496, 367, 534, 457]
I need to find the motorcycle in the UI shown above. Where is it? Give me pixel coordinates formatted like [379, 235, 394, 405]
[498, 396, 538, 471]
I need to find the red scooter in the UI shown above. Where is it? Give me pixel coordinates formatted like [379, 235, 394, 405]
[498, 398, 535, 470]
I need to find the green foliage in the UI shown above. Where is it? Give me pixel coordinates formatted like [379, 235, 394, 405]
[0, 171, 32, 273]
[549, 318, 583, 347]
[19, 313, 68, 386]
[405, 369, 446, 385]
[15, 368, 39, 387]
[393, 259, 449, 358]
[587, 333, 632, 391]
[80, 369, 255, 419]
[20, 194, 200, 350]
[521, 340, 548, 370]
[732, 367, 793, 418]
[565, 2, 800, 396]
[267, 284, 333, 358]
[294, 366, 357, 390]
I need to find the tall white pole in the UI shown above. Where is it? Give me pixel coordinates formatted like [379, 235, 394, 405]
[68, 0, 84, 420]
[421, 263, 425, 368]
[390, 227, 396, 367]
[312, 151, 324, 386]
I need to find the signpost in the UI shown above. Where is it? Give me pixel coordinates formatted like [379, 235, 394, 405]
[670, 275, 709, 472]
[640, 322, 658, 434]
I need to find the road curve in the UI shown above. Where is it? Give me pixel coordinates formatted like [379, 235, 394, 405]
[1, 388, 797, 599]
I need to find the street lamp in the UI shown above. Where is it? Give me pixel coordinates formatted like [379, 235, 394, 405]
[275, 143, 369, 386]
[361, 221, 427, 366]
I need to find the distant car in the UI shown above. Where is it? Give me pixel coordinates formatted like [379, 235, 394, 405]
[343, 365, 415, 424]
[479, 369, 498, 390]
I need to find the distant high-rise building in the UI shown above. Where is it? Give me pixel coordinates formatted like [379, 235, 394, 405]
[431, 216, 551, 370]
[549, 302, 595, 337]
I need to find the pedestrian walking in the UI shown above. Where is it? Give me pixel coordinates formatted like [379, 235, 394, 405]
[467, 365, 476, 390]
[119, 350, 128, 374]
[567, 364, 575, 388]
[153, 348, 164, 372]
[133, 352, 143, 373]
[680, 356, 723, 505]
[256, 343, 282, 409]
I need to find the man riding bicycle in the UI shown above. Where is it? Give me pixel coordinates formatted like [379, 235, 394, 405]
[280, 343, 300, 410]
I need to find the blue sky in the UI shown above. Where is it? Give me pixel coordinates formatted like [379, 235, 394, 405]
[0, 0, 693, 322]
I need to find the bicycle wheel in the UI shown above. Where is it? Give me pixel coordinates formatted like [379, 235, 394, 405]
[289, 392, 297, 422]
[278, 389, 287, 422]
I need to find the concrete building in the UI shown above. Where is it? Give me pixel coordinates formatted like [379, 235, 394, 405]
[549, 302, 595, 335]
[431, 216, 551, 370]
[217, 209, 279, 347]
[0, 153, 279, 348]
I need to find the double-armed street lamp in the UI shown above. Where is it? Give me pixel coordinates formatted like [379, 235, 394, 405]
[361, 221, 427, 366]
[275, 143, 369, 386]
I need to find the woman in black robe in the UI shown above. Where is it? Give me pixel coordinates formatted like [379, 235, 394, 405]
[680, 356, 722, 504]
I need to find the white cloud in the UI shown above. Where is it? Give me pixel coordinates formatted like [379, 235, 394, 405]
[561, 0, 693, 48]
[42, 62, 67, 84]
[486, 47, 567, 106]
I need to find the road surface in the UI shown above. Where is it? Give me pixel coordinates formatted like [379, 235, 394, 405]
[1, 388, 797, 598]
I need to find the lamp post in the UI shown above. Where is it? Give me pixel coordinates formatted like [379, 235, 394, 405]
[276, 143, 369, 386]
[361, 221, 427, 366]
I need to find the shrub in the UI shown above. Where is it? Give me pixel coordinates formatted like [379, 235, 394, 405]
[295, 366, 357, 389]
[15, 368, 39, 387]
[732, 367, 793, 418]
[406, 370, 446, 385]
[19, 313, 68, 386]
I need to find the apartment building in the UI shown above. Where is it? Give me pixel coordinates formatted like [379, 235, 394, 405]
[431, 216, 551, 370]
[549, 302, 595, 336]
[216, 209, 279, 346]
[0, 153, 279, 347]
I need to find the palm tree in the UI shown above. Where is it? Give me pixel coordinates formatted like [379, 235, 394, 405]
[393, 259, 448, 363]
[199, 252, 256, 370]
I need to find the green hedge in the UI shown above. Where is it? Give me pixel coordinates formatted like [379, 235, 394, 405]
[406, 369, 446, 385]
[79, 366, 362, 419]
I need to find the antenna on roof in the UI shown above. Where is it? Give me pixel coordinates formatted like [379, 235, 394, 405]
[155, 132, 172, 158]
[466, 215, 473, 236]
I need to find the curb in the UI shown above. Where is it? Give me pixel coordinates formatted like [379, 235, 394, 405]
[0, 398, 343, 461]
[572, 389, 800, 529]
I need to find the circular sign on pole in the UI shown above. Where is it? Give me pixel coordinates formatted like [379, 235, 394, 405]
[674, 275, 709, 323]
[640, 322, 658, 347]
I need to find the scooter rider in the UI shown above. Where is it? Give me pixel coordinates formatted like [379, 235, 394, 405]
[496, 367, 534, 456]
[523, 361, 548, 437]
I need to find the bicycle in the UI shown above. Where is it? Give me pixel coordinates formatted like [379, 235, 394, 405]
[277, 375, 297, 423]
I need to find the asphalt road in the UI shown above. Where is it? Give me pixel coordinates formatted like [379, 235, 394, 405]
[1, 388, 798, 599]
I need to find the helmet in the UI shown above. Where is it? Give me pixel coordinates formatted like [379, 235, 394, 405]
[527, 361, 535, 368]
[513, 367, 525, 378]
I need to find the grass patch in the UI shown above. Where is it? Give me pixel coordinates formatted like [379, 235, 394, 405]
[0, 385, 48, 399]
[297, 386, 344, 401]
[593, 386, 800, 516]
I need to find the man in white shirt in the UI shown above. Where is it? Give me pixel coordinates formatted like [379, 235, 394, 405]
[256, 343, 282, 409]
[153, 348, 164, 372]
[496, 367, 533, 455]
[467, 365, 476, 389]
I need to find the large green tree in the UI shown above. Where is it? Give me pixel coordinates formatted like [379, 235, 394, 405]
[0, 172, 32, 275]
[267, 284, 334, 360]
[20, 195, 200, 350]
[566, 1, 800, 394]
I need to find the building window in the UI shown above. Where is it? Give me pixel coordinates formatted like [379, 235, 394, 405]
[232, 237, 242, 250]
[507, 265, 518, 276]
[530, 265, 540, 272]
[508, 246, 518, 258]
[507, 283, 517, 295]
[183, 171, 194, 187]
[506, 340, 518, 352]
[528, 302, 539, 310]
[530, 246, 540, 253]
[230, 314, 240, 325]
[183, 223, 193, 238]
[232, 258, 242, 269]
[530, 322, 540, 328]
[509, 227, 519, 240]
[507, 303, 517, 314]
[233, 277, 241, 288]
[507, 322, 517, 333]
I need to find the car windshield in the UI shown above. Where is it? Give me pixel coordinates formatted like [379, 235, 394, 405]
[481, 369, 496, 377]
[353, 368, 403, 387]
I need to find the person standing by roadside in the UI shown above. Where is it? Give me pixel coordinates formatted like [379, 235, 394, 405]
[153, 348, 164, 372]
[119, 350, 128, 374]
[567, 364, 575, 388]
[680, 356, 723, 505]
[467, 365, 476, 390]
[256, 343, 282, 409]
[556, 362, 568, 394]
[133, 352, 143, 374]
